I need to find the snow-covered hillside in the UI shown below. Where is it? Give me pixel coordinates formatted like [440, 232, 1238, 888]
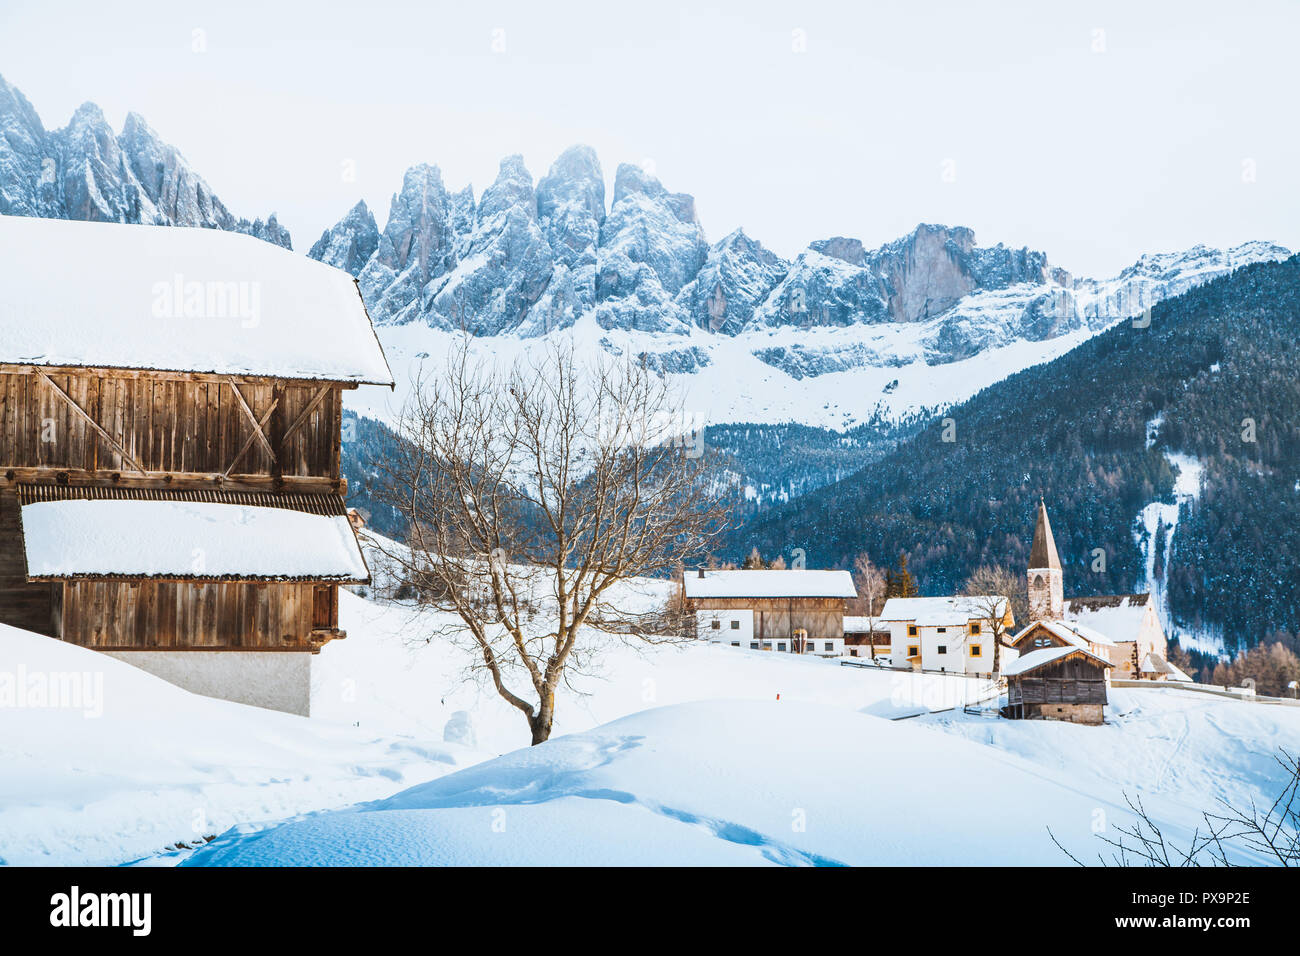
[183, 688, 1300, 867]
[0, 616, 482, 867]
[5, 589, 1298, 866]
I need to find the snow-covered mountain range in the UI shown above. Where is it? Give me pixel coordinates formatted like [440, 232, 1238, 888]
[0, 73, 1289, 428]
[310, 145, 1289, 427]
[0, 73, 290, 247]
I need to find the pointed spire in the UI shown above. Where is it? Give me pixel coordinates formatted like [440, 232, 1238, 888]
[1029, 498, 1061, 570]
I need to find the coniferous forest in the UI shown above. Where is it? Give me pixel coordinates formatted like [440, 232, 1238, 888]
[344, 257, 1300, 653]
[724, 257, 1300, 651]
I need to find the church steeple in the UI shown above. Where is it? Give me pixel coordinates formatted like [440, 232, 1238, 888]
[1028, 499, 1064, 620]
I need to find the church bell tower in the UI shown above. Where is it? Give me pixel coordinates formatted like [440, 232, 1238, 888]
[1028, 499, 1064, 621]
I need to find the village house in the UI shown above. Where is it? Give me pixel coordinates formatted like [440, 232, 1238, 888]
[1004, 500, 1190, 688]
[0, 216, 394, 715]
[684, 568, 856, 655]
[1065, 594, 1187, 680]
[882, 595, 1012, 676]
[1002, 500, 1116, 724]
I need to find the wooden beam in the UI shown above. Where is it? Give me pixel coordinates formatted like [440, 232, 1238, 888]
[0, 467, 347, 495]
[222, 397, 279, 478]
[1, 363, 364, 389]
[32, 368, 147, 475]
[281, 385, 331, 444]
[227, 378, 277, 462]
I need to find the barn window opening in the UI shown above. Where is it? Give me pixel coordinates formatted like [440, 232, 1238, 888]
[907, 645, 919, 658]
[730, 620, 740, 629]
[824, 642, 834, 652]
[969, 623, 980, 634]
[710, 620, 720, 629]
[970, 645, 982, 657]
[937, 645, 947, 654]
[907, 625, 918, 636]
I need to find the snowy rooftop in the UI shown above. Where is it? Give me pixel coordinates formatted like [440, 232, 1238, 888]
[878, 595, 1007, 626]
[1013, 618, 1118, 651]
[21, 499, 369, 582]
[842, 615, 887, 634]
[1064, 595, 1153, 645]
[1003, 645, 1112, 677]
[0, 215, 394, 385]
[684, 569, 856, 599]
[1142, 652, 1194, 682]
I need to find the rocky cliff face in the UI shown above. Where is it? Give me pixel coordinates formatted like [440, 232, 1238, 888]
[4, 68, 1285, 401]
[307, 200, 378, 275]
[312, 143, 1289, 385]
[0, 74, 291, 247]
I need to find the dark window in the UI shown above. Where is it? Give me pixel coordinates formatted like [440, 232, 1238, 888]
[730, 620, 740, 630]
[937, 645, 947, 654]
[750, 642, 759, 649]
[710, 620, 720, 630]
[969, 623, 980, 635]
[730, 641, 740, 647]
[777, 643, 787, 652]
[825, 642, 834, 651]
[937, 627, 947, 633]
[907, 624, 918, 636]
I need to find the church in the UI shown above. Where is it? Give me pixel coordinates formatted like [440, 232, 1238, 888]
[1005, 501, 1190, 682]
[1001, 500, 1190, 725]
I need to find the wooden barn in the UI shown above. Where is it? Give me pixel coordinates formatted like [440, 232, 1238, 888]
[1002, 642, 1112, 725]
[683, 568, 857, 656]
[0, 215, 393, 714]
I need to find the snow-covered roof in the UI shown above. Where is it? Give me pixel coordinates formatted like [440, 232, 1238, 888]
[842, 615, 887, 633]
[1003, 645, 1112, 677]
[1011, 619, 1116, 649]
[0, 215, 394, 385]
[21, 498, 369, 582]
[1142, 653, 1193, 682]
[1064, 595, 1153, 645]
[878, 595, 1007, 626]
[684, 569, 856, 599]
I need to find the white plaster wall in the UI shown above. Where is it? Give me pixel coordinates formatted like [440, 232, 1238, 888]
[696, 608, 754, 645]
[103, 651, 313, 716]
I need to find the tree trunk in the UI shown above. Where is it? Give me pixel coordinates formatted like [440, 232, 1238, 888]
[529, 690, 555, 745]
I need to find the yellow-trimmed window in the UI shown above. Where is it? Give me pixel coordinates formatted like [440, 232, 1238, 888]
[907, 644, 919, 658]
[907, 624, 919, 637]
[969, 622, 980, 635]
[969, 644, 983, 657]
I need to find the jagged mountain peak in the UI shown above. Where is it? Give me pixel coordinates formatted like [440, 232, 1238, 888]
[537, 145, 605, 225]
[0, 75, 289, 247]
[477, 154, 536, 223]
[308, 201, 379, 276]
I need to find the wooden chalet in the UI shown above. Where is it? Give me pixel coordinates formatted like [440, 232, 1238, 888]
[683, 568, 857, 655]
[0, 216, 393, 714]
[1002, 624, 1112, 725]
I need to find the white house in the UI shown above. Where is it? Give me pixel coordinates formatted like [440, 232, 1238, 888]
[881, 595, 1010, 675]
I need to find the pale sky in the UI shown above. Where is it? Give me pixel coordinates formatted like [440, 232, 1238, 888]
[2, 0, 1297, 277]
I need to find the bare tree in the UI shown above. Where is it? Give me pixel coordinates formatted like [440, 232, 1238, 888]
[1051, 749, 1300, 866]
[373, 339, 733, 745]
[849, 553, 886, 659]
[961, 564, 1022, 675]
